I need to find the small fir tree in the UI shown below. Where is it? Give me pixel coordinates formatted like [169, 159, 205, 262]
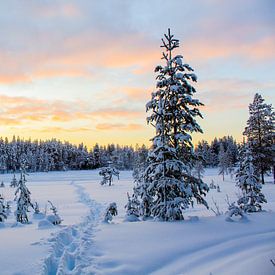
[15, 168, 33, 223]
[10, 174, 18, 188]
[99, 163, 120, 186]
[125, 192, 140, 221]
[47, 200, 62, 225]
[236, 144, 266, 212]
[218, 144, 228, 181]
[103, 202, 118, 223]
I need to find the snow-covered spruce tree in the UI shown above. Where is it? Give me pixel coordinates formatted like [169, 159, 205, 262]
[218, 143, 228, 181]
[15, 168, 33, 223]
[103, 202, 118, 223]
[243, 93, 274, 184]
[99, 162, 120, 186]
[10, 174, 18, 188]
[125, 192, 140, 222]
[140, 29, 208, 221]
[236, 143, 266, 212]
[0, 195, 7, 222]
[192, 154, 205, 180]
[47, 200, 62, 225]
[132, 145, 148, 185]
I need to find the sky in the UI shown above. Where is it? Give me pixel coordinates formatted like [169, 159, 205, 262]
[0, 0, 274, 148]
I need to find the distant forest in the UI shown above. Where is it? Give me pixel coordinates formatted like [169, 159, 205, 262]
[0, 135, 239, 173]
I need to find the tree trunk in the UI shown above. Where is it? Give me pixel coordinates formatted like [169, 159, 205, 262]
[261, 169, 265, 185]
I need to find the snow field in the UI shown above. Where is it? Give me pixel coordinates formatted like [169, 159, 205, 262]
[0, 169, 274, 274]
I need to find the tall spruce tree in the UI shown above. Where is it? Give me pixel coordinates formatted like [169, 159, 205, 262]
[138, 29, 208, 221]
[243, 93, 274, 184]
[236, 143, 266, 212]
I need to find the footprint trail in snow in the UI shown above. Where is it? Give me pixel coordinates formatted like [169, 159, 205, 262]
[42, 181, 103, 275]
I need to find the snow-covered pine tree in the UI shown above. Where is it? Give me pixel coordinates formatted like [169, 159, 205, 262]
[139, 29, 208, 221]
[132, 145, 148, 184]
[0, 195, 7, 222]
[193, 153, 205, 180]
[47, 200, 62, 225]
[243, 93, 274, 184]
[99, 163, 120, 186]
[15, 168, 33, 223]
[10, 174, 18, 188]
[103, 202, 118, 223]
[125, 192, 140, 222]
[218, 143, 228, 181]
[236, 143, 266, 212]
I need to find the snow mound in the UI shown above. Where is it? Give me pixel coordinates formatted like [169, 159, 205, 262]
[124, 214, 140, 222]
[38, 219, 54, 229]
[33, 212, 46, 220]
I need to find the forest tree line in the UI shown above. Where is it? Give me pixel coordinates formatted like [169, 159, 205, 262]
[0, 135, 243, 173]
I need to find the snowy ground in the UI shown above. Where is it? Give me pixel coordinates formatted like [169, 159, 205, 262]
[0, 169, 274, 275]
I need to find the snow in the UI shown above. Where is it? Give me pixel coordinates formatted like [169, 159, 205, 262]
[0, 169, 274, 274]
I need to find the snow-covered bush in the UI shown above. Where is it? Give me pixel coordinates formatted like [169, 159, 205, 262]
[209, 180, 216, 189]
[47, 200, 62, 225]
[99, 166, 120, 186]
[103, 202, 118, 223]
[125, 193, 140, 222]
[210, 197, 223, 216]
[34, 202, 40, 214]
[225, 202, 246, 222]
[236, 144, 266, 212]
[135, 29, 208, 221]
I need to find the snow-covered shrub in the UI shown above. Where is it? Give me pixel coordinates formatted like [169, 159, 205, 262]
[210, 197, 223, 216]
[236, 144, 266, 212]
[103, 202, 118, 223]
[209, 180, 216, 189]
[34, 202, 40, 214]
[14, 169, 33, 224]
[125, 193, 140, 222]
[99, 166, 119, 186]
[10, 174, 18, 188]
[225, 202, 246, 222]
[47, 200, 62, 225]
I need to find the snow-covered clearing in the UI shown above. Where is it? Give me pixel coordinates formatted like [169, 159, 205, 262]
[0, 169, 274, 275]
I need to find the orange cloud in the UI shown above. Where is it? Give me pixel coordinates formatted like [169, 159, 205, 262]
[0, 95, 145, 127]
[36, 127, 91, 133]
[96, 123, 143, 131]
[185, 36, 275, 61]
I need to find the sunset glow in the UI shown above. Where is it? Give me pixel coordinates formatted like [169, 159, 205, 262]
[0, 0, 274, 147]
